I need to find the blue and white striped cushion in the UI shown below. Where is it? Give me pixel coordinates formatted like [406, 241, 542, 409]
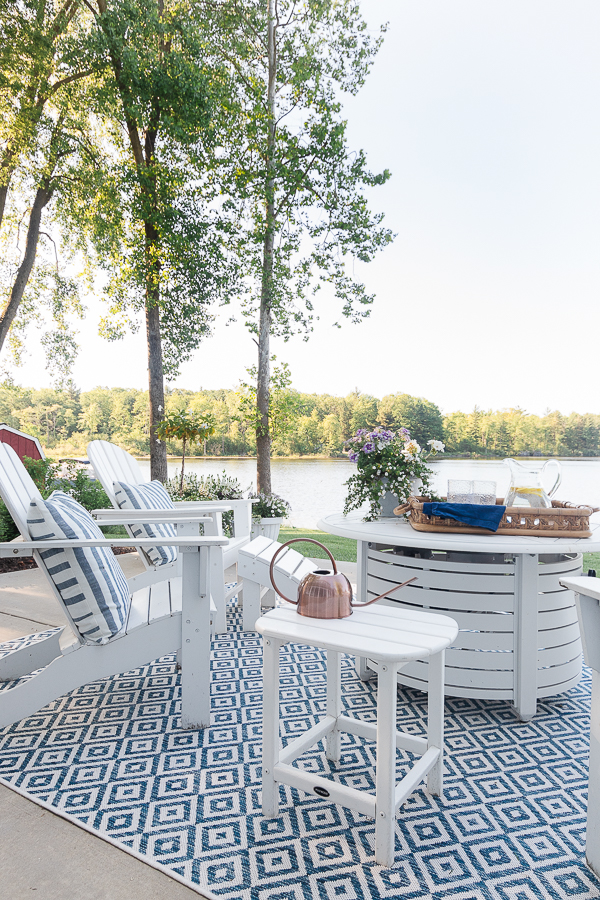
[113, 481, 177, 567]
[27, 491, 130, 645]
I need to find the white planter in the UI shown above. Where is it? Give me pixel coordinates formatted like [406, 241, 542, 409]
[378, 477, 423, 518]
[250, 517, 283, 541]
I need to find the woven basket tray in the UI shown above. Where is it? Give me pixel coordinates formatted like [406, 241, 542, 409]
[394, 497, 599, 538]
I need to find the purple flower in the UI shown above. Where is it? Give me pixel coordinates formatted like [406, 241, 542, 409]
[362, 442, 375, 453]
[355, 429, 367, 437]
[400, 427, 410, 437]
[348, 451, 358, 462]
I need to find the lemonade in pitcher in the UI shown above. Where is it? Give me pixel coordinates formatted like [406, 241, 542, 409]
[503, 458, 561, 508]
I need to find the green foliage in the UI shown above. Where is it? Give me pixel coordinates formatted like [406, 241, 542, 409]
[156, 409, 215, 489]
[0, 503, 17, 541]
[156, 412, 215, 448]
[379, 394, 445, 447]
[22, 455, 59, 497]
[237, 360, 301, 446]
[3, 383, 600, 460]
[76, 0, 243, 377]
[55, 463, 111, 511]
[224, 0, 393, 339]
[0, 0, 101, 380]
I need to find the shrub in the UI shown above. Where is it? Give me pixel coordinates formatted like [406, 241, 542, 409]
[250, 492, 291, 520]
[165, 470, 245, 537]
[55, 463, 111, 511]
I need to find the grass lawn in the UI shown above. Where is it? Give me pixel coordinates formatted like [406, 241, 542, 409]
[278, 527, 357, 562]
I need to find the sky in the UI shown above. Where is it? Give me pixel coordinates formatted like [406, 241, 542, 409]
[12, 0, 600, 417]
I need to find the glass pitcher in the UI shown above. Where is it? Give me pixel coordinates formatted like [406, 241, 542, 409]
[503, 458, 562, 508]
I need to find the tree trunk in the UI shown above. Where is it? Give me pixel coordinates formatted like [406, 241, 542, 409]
[146, 300, 167, 482]
[256, 0, 277, 496]
[0, 184, 53, 353]
[180, 436, 186, 491]
[145, 213, 167, 481]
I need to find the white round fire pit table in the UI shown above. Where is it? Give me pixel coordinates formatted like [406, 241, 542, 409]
[318, 512, 600, 721]
[256, 604, 458, 868]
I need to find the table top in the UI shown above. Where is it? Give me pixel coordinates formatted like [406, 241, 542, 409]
[318, 511, 600, 554]
[256, 604, 458, 662]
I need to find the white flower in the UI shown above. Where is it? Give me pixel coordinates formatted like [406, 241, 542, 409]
[428, 439, 445, 452]
[403, 440, 421, 456]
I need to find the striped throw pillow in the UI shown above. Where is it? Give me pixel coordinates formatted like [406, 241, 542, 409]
[27, 491, 130, 645]
[113, 481, 178, 567]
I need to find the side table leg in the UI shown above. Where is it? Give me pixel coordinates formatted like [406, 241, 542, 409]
[513, 553, 539, 721]
[355, 541, 372, 681]
[375, 662, 398, 868]
[242, 579, 261, 632]
[262, 636, 282, 817]
[427, 649, 444, 796]
[326, 650, 341, 763]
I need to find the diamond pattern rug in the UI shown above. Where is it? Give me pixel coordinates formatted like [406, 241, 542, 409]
[0, 601, 599, 900]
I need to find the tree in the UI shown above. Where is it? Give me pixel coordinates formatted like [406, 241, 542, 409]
[0, 1, 98, 374]
[378, 393, 444, 447]
[237, 358, 302, 456]
[76, 0, 241, 480]
[155, 410, 214, 490]
[218, 0, 392, 493]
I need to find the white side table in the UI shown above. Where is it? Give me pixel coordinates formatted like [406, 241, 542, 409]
[256, 604, 458, 867]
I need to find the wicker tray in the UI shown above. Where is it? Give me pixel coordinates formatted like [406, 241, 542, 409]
[394, 497, 599, 538]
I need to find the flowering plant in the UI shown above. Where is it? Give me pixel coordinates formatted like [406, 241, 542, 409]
[250, 491, 292, 520]
[343, 427, 444, 521]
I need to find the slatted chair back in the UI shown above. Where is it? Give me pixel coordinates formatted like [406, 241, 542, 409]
[0, 442, 44, 538]
[87, 440, 146, 506]
[0, 442, 84, 644]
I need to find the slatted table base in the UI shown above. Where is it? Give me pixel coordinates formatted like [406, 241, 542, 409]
[361, 544, 583, 720]
[261, 634, 447, 867]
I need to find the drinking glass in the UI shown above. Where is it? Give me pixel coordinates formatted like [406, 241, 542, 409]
[447, 479, 474, 504]
[472, 480, 496, 505]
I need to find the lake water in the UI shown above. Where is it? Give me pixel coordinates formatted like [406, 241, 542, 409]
[137, 457, 600, 529]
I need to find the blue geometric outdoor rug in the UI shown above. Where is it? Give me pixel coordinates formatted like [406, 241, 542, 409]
[0, 601, 599, 900]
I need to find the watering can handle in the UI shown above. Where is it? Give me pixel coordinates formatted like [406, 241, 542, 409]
[352, 575, 418, 607]
[269, 538, 338, 605]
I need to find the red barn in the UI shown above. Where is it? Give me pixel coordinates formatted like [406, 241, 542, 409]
[0, 425, 45, 462]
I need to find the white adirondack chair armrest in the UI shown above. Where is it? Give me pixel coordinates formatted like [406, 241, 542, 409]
[171, 502, 233, 513]
[0, 536, 228, 557]
[171, 500, 258, 508]
[92, 508, 214, 523]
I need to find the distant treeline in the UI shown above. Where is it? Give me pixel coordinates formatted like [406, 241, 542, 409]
[1, 383, 599, 459]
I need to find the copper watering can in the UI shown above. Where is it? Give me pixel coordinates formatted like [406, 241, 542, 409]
[269, 539, 417, 619]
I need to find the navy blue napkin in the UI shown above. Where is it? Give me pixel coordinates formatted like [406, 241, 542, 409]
[423, 502, 506, 532]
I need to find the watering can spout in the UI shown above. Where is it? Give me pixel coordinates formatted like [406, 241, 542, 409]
[269, 538, 417, 619]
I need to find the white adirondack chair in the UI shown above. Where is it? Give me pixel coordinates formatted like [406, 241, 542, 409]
[87, 440, 255, 634]
[0, 442, 227, 730]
